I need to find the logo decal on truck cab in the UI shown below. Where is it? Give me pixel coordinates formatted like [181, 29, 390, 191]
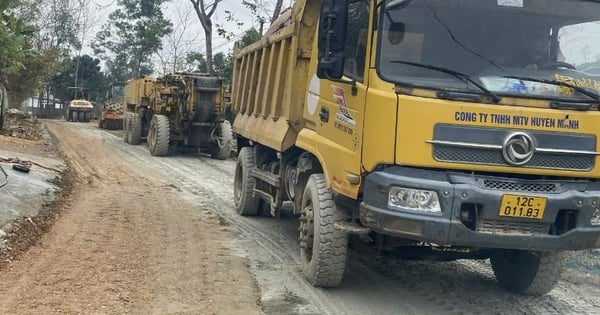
[332, 85, 356, 127]
[502, 132, 536, 166]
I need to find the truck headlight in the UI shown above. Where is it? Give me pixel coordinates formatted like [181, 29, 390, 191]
[388, 187, 441, 214]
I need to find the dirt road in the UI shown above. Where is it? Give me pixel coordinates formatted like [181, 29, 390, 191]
[1, 120, 600, 314]
[0, 121, 259, 314]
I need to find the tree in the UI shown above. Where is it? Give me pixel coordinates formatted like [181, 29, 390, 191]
[239, 28, 261, 48]
[156, 2, 202, 75]
[4, 0, 99, 108]
[185, 52, 208, 73]
[189, 0, 222, 74]
[48, 55, 107, 103]
[0, 0, 64, 108]
[213, 52, 232, 84]
[0, 0, 35, 76]
[93, 0, 172, 81]
[242, 0, 285, 33]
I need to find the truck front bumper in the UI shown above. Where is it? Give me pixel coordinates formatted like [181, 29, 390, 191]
[360, 167, 600, 251]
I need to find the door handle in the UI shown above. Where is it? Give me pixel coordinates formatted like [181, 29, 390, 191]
[319, 107, 329, 122]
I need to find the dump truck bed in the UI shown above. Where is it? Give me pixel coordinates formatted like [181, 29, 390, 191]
[231, 0, 319, 152]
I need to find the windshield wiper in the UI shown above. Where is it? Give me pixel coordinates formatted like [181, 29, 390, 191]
[390, 60, 501, 103]
[503, 75, 600, 102]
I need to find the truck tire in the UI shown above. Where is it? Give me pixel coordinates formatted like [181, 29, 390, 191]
[234, 147, 260, 216]
[128, 113, 143, 145]
[123, 113, 132, 143]
[210, 120, 233, 160]
[300, 174, 348, 287]
[491, 250, 565, 295]
[148, 114, 170, 156]
[84, 112, 91, 122]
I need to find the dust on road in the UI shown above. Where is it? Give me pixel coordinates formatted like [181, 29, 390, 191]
[0, 121, 260, 314]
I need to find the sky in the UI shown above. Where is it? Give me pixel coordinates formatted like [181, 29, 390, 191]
[83, 0, 292, 58]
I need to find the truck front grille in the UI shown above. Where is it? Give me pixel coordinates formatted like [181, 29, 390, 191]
[478, 219, 550, 235]
[430, 124, 596, 171]
[482, 179, 558, 193]
[433, 146, 594, 171]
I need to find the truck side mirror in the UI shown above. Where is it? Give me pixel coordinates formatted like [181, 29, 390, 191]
[317, 0, 347, 80]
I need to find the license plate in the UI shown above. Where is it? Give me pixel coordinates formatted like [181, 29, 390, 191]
[499, 195, 547, 219]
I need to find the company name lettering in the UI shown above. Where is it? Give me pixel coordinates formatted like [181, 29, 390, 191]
[454, 111, 579, 130]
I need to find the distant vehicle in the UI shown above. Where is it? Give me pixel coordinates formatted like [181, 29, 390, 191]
[66, 99, 93, 122]
[98, 83, 125, 130]
[123, 73, 233, 159]
[66, 88, 93, 122]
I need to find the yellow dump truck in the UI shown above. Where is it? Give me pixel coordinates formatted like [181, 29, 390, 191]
[122, 73, 233, 159]
[231, 0, 600, 294]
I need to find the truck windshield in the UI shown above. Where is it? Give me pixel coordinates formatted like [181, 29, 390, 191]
[377, 0, 600, 101]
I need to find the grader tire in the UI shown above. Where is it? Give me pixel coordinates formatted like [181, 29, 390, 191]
[491, 250, 566, 295]
[234, 147, 260, 216]
[148, 114, 170, 156]
[210, 120, 233, 160]
[128, 113, 143, 145]
[300, 174, 348, 287]
[123, 112, 133, 143]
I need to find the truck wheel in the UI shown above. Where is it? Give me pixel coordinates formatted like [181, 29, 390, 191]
[148, 114, 170, 156]
[210, 121, 233, 160]
[123, 113, 132, 143]
[300, 174, 348, 287]
[128, 113, 143, 145]
[234, 147, 260, 216]
[84, 112, 91, 122]
[491, 250, 565, 295]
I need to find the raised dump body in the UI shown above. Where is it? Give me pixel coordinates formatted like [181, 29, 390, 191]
[231, 0, 600, 295]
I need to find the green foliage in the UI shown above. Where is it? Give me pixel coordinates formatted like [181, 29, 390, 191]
[213, 52, 232, 85]
[185, 51, 231, 85]
[0, 0, 36, 76]
[239, 28, 261, 48]
[5, 49, 61, 108]
[48, 55, 107, 103]
[92, 0, 173, 81]
[186, 52, 208, 73]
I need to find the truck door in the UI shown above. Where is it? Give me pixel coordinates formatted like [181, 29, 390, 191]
[313, 0, 370, 198]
